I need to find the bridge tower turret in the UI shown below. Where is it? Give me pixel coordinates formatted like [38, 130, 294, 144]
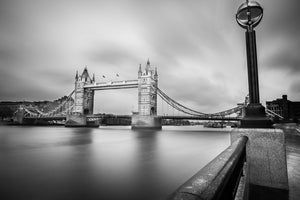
[132, 59, 161, 129]
[138, 64, 142, 78]
[66, 67, 96, 127]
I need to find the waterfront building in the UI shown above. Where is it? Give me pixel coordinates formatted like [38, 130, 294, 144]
[266, 95, 300, 121]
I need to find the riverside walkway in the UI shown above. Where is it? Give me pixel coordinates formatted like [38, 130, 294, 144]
[284, 124, 300, 200]
[169, 124, 299, 200]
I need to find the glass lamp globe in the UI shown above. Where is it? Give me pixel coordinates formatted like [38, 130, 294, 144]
[236, 1, 263, 29]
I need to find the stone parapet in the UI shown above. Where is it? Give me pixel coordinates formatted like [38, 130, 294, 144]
[231, 128, 289, 199]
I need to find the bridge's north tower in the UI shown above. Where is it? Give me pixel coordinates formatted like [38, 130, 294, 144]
[74, 67, 95, 115]
[66, 67, 96, 126]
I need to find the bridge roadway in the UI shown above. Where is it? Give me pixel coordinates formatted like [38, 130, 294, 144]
[25, 115, 240, 121]
[87, 115, 240, 121]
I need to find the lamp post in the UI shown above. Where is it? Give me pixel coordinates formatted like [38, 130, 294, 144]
[236, 0, 272, 128]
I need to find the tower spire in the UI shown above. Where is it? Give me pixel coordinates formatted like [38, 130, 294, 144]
[138, 64, 142, 78]
[146, 58, 151, 73]
[75, 70, 78, 80]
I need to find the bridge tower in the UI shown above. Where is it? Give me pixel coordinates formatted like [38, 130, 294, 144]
[65, 67, 97, 127]
[132, 59, 161, 129]
[138, 59, 158, 116]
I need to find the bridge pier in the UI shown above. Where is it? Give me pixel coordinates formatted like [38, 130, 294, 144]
[131, 114, 162, 130]
[13, 108, 25, 124]
[65, 114, 99, 127]
[65, 114, 87, 127]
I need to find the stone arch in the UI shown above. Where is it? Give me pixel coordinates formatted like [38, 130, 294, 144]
[84, 108, 89, 115]
[150, 107, 155, 115]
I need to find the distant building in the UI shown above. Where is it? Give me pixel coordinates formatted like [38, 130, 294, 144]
[266, 95, 300, 121]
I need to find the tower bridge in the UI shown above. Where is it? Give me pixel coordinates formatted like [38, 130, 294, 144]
[65, 59, 160, 128]
[15, 59, 281, 128]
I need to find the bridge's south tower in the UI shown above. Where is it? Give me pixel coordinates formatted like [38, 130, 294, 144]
[132, 59, 161, 129]
[138, 59, 158, 116]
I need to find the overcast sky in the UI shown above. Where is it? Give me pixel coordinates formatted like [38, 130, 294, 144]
[0, 0, 299, 114]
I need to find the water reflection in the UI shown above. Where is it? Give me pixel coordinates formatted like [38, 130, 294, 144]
[69, 128, 93, 146]
[0, 126, 230, 200]
[0, 127, 94, 152]
[131, 130, 160, 200]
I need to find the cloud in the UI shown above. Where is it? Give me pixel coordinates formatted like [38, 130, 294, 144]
[262, 0, 300, 38]
[268, 49, 300, 74]
[259, 0, 300, 75]
[0, 0, 300, 113]
[290, 80, 300, 95]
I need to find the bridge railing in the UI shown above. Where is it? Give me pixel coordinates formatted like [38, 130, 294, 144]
[265, 108, 284, 120]
[168, 136, 248, 200]
[92, 80, 138, 86]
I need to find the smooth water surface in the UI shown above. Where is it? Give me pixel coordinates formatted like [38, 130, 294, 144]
[0, 126, 231, 200]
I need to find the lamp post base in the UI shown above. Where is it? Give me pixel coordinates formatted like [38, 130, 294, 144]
[240, 103, 273, 128]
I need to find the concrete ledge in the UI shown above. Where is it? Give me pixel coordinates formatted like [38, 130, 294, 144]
[168, 137, 248, 200]
[231, 128, 288, 191]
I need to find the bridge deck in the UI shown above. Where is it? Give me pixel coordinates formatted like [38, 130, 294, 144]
[284, 125, 300, 200]
[25, 115, 240, 121]
[160, 115, 240, 121]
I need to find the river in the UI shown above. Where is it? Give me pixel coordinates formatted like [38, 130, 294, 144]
[0, 125, 231, 200]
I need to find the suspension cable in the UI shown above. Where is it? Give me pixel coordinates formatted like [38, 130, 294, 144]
[22, 90, 75, 117]
[157, 88, 207, 115]
[157, 87, 245, 117]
